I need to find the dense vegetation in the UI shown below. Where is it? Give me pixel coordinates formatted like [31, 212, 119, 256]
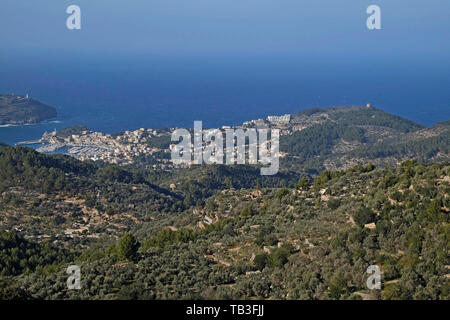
[281, 108, 448, 173]
[280, 121, 367, 172]
[0, 230, 72, 277]
[0, 144, 448, 299]
[351, 126, 450, 160]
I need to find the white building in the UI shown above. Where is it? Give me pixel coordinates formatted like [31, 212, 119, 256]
[267, 114, 291, 124]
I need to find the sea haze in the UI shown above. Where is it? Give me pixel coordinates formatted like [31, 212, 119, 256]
[0, 53, 449, 146]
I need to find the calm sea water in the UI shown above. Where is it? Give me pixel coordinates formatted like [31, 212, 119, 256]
[0, 54, 449, 146]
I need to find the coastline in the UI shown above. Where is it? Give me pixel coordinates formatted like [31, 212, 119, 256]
[0, 119, 61, 128]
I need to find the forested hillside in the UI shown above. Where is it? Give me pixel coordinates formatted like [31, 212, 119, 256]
[0, 143, 448, 300]
[280, 107, 449, 173]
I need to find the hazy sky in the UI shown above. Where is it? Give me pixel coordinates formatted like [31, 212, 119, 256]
[1, 0, 449, 60]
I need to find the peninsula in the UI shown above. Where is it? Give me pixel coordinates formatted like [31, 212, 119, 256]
[0, 94, 57, 125]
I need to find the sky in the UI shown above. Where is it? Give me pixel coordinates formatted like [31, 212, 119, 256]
[0, 0, 449, 61]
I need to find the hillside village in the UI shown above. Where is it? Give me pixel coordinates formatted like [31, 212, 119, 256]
[21, 110, 299, 167]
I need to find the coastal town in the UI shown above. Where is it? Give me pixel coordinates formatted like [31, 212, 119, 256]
[33, 127, 174, 167]
[17, 106, 372, 168]
[15, 112, 302, 168]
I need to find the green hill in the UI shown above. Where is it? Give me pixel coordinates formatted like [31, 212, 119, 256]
[280, 106, 449, 173]
[0, 94, 57, 125]
[0, 155, 447, 300]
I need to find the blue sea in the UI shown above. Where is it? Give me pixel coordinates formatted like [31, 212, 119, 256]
[0, 54, 449, 146]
